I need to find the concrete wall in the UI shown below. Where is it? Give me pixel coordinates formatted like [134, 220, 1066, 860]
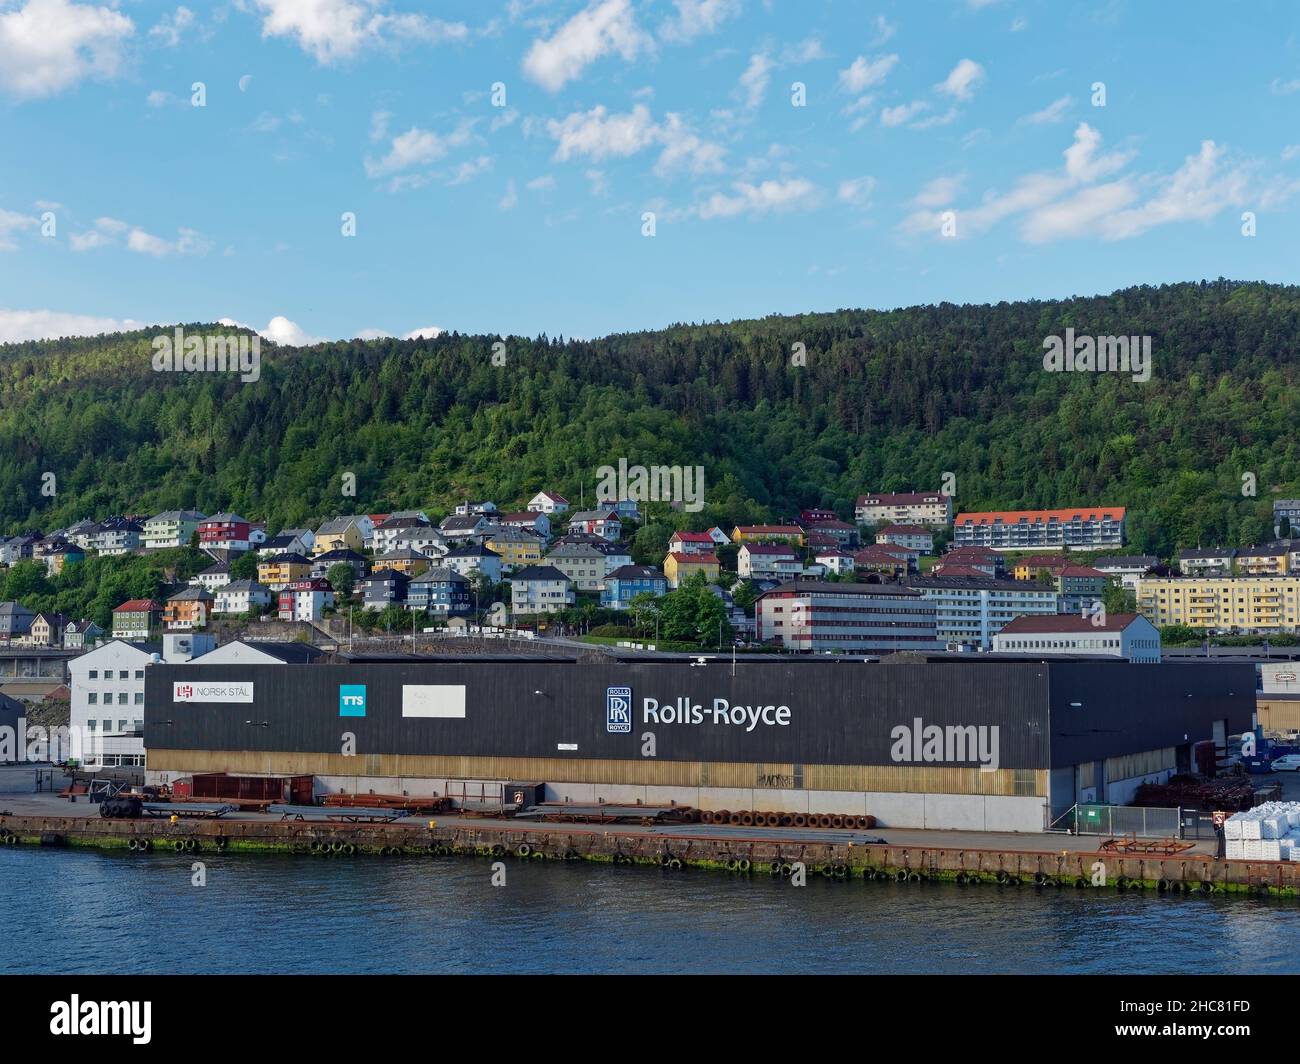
[235, 771, 1049, 832]
[1103, 768, 1173, 807]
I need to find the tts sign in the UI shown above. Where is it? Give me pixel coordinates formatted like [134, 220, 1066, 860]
[339, 684, 367, 718]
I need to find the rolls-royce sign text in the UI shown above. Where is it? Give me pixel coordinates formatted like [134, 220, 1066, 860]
[173, 681, 255, 704]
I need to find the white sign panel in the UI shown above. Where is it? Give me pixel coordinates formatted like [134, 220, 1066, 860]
[173, 681, 255, 704]
[402, 684, 466, 719]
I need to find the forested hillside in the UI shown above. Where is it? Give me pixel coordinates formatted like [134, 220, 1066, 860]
[2, 278, 1298, 558]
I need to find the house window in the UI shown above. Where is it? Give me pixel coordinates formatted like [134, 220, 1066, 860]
[118, 693, 128, 705]
[89, 670, 98, 679]
[88, 693, 98, 705]
[134, 693, 144, 705]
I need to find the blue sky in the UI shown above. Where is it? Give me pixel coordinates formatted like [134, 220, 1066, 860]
[1, 0, 1298, 345]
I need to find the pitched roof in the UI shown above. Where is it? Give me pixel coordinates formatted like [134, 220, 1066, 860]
[857, 492, 946, 506]
[511, 565, 571, 582]
[217, 580, 269, 594]
[671, 530, 716, 543]
[735, 524, 803, 535]
[997, 613, 1146, 634]
[113, 599, 161, 612]
[167, 587, 213, 602]
[1178, 547, 1235, 560]
[608, 565, 665, 580]
[1092, 555, 1158, 569]
[569, 510, 619, 522]
[669, 552, 720, 564]
[878, 524, 931, 535]
[533, 491, 569, 503]
[742, 543, 798, 556]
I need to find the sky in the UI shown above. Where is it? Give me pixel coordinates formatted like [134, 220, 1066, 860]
[0, 0, 1299, 345]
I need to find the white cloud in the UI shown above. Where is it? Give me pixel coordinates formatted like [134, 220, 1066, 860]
[738, 52, 773, 110]
[369, 110, 390, 143]
[499, 179, 519, 210]
[1019, 95, 1072, 125]
[521, 0, 652, 92]
[899, 123, 1275, 244]
[365, 120, 475, 179]
[527, 174, 557, 191]
[353, 328, 393, 340]
[0, 209, 38, 250]
[1271, 76, 1300, 95]
[0, 0, 134, 99]
[447, 156, 492, 185]
[586, 168, 609, 196]
[693, 178, 819, 220]
[1283, 144, 1300, 161]
[837, 176, 875, 208]
[149, 5, 193, 47]
[403, 325, 444, 339]
[126, 226, 212, 257]
[872, 16, 896, 45]
[250, 111, 281, 133]
[548, 104, 658, 162]
[838, 53, 898, 94]
[146, 89, 173, 108]
[546, 104, 724, 177]
[1010, 17, 1028, 31]
[937, 58, 985, 101]
[252, 0, 466, 65]
[913, 174, 964, 207]
[0, 308, 147, 343]
[659, 0, 739, 43]
[881, 100, 927, 127]
[219, 314, 326, 347]
[781, 37, 825, 63]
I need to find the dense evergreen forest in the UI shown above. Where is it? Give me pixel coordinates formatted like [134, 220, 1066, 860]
[1, 279, 1297, 559]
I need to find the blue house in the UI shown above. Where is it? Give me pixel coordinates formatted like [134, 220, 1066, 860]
[601, 565, 668, 610]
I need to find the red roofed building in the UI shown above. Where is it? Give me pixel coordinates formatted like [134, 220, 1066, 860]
[934, 546, 1002, 577]
[851, 546, 911, 579]
[876, 524, 934, 553]
[663, 551, 720, 588]
[111, 598, 162, 639]
[669, 530, 717, 555]
[732, 524, 805, 546]
[991, 612, 1160, 662]
[855, 491, 953, 528]
[953, 506, 1126, 551]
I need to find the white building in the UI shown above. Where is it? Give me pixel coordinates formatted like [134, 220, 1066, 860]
[876, 524, 935, 554]
[1092, 555, 1159, 592]
[213, 579, 273, 615]
[905, 575, 1060, 651]
[815, 549, 856, 575]
[277, 578, 335, 622]
[528, 491, 569, 514]
[68, 634, 213, 769]
[510, 565, 574, 615]
[855, 491, 953, 528]
[738, 544, 801, 580]
[992, 613, 1161, 663]
[142, 510, 206, 550]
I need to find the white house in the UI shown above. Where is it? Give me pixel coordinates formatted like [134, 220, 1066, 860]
[277, 578, 335, 621]
[213, 579, 273, 615]
[528, 491, 569, 514]
[443, 543, 503, 582]
[739, 544, 801, 580]
[876, 524, 935, 554]
[510, 565, 574, 614]
[142, 510, 206, 550]
[815, 549, 856, 575]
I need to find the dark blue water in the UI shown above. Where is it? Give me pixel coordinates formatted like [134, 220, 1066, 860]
[3, 848, 1298, 974]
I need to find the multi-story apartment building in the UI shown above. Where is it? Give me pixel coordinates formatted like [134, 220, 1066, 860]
[953, 506, 1126, 551]
[257, 552, 314, 590]
[111, 599, 161, 639]
[485, 528, 543, 571]
[737, 544, 801, 580]
[198, 512, 252, 553]
[142, 510, 206, 550]
[1055, 565, 1109, 615]
[600, 565, 668, 610]
[213, 580, 273, 615]
[1237, 543, 1290, 576]
[1136, 575, 1300, 632]
[163, 588, 213, 629]
[904, 575, 1059, 651]
[546, 542, 609, 591]
[277, 578, 336, 621]
[360, 568, 410, 610]
[568, 510, 622, 541]
[510, 565, 574, 615]
[94, 518, 143, 556]
[854, 491, 953, 529]
[407, 568, 472, 616]
[1275, 499, 1300, 538]
[1177, 547, 1235, 576]
[1092, 555, 1158, 592]
[876, 524, 934, 554]
[992, 613, 1162, 663]
[443, 543, 503, 582]
[755, 581, 942, 653]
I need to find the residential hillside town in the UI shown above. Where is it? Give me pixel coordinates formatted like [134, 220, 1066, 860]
[7, 492, 1300, 663]
[1, 483, 1294, 779]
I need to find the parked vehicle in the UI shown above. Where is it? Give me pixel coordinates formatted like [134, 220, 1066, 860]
[1270, 754, 1300, 773]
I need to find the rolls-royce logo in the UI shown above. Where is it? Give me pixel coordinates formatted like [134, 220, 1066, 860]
[606, 686, 632, 733]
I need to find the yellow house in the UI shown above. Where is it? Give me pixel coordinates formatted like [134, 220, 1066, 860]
[373, 548, 431, 576]
[664, 551, 720, 589]
[1136, 574, 1300, 632]
[1237, 546, 1289, 576]
[487, 531, 543, 571]
[731, 525, 805, 546]
[313, 518, 364, 554]
[257, 553, 313, 589]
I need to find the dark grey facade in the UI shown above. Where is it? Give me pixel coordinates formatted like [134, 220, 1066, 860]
[145, 658, 1253, 772]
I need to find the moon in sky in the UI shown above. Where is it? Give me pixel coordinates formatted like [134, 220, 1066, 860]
[238, 74, 252, 93]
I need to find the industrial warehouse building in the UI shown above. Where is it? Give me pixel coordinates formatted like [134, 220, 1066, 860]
[143, 655, 1254, 833]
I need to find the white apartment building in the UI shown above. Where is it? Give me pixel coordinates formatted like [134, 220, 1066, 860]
[142, 510, 206, 550]
[213, 579, 274, 615]
[876, 525, 935, 554]
[905, 575, 1060, 651]
[855, 492, 953, 528]
[510, 565, 575, 614]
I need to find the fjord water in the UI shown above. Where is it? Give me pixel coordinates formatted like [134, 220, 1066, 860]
[4, 848, 1298, 974]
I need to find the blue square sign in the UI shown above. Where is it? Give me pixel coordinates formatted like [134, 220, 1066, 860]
[339, 684, 367, 717]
